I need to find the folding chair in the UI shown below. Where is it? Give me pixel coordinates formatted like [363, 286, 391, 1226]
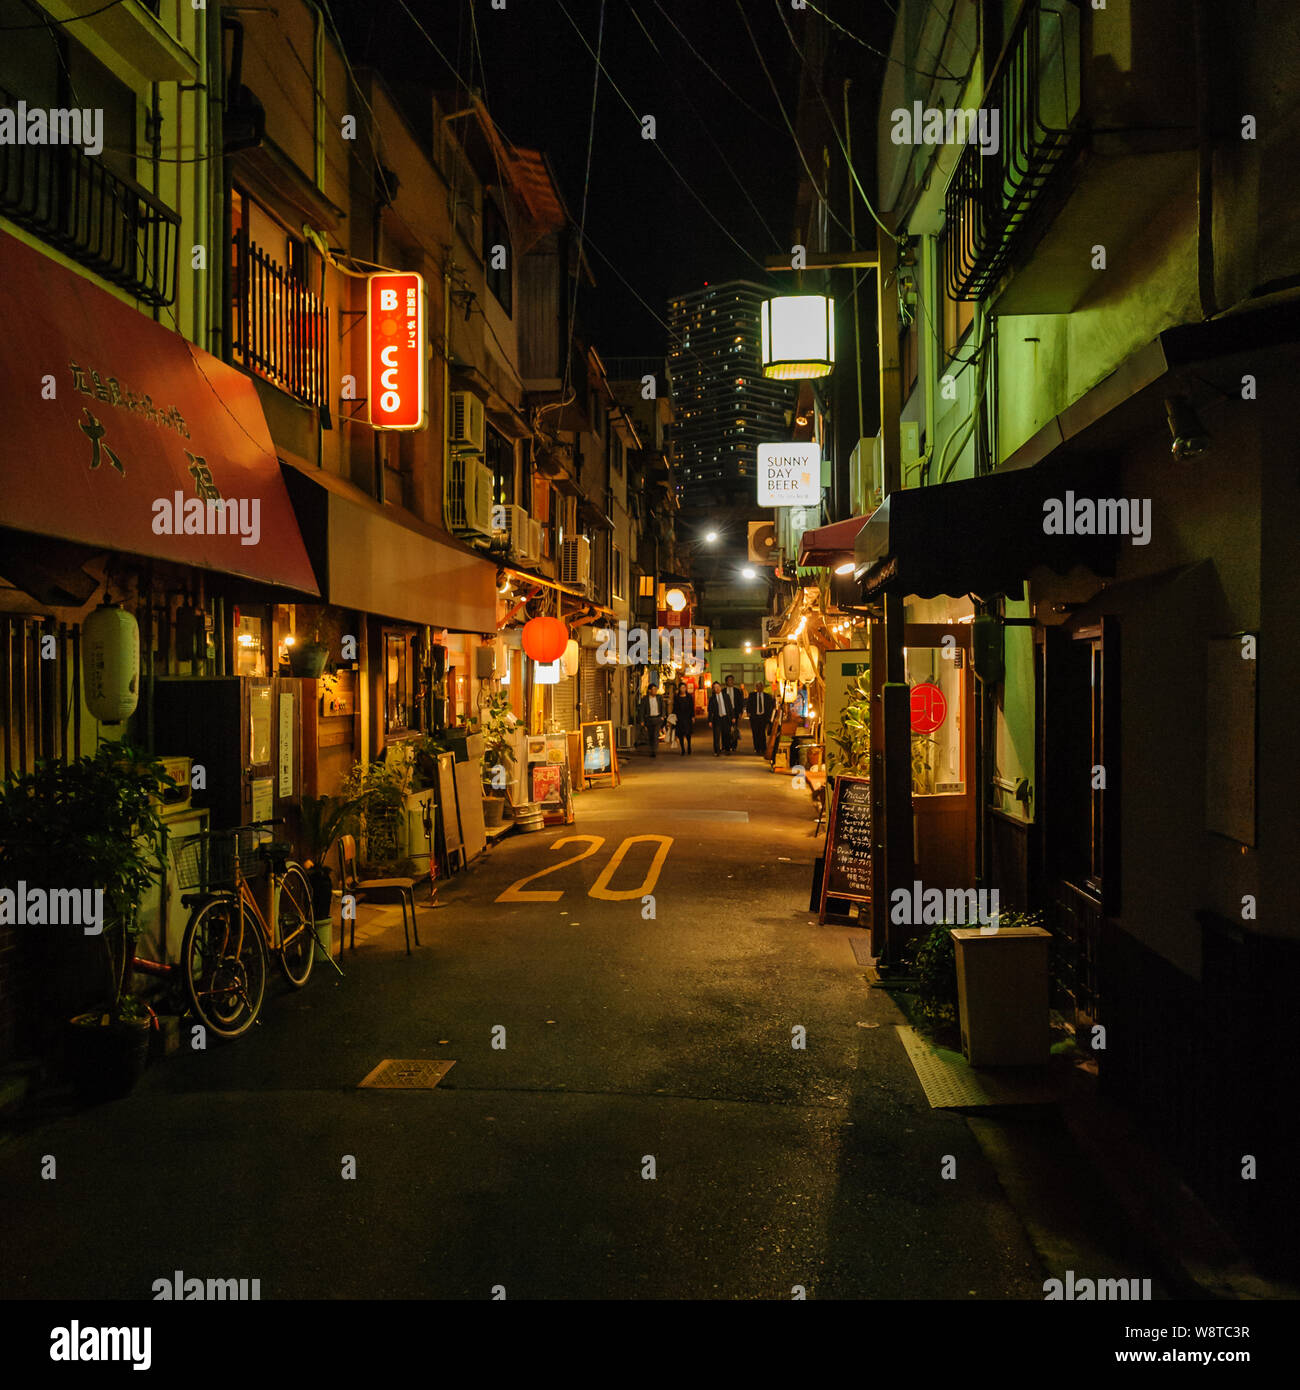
[337, 833, 420, 955]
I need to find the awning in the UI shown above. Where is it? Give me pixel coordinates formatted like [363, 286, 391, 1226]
[798, 514, 868, 567]
[0, 232, 318, 594]
[855, 456, 1119, 600]
[282, 465, 496, 631]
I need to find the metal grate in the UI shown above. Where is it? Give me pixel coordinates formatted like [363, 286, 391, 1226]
[895, 1026, 1056, 1110]
[357, 1059, 455, 1089]
[848, 934, 875, 967]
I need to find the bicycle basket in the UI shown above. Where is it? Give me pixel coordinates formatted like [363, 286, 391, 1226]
[169, 828, 264, 891]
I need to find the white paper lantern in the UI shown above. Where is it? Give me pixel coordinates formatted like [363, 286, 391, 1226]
[764, 656, 778, 684]
[798, 649, 817, 684]
[562, 639, 580, 677]
[780, 642, 801, 680]
[82, 601, 139, 723]
[761, 295, 835, 380]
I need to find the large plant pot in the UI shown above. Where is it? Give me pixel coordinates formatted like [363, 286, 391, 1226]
[306, 864, 334, 919]
[482, 795, 506, 828]
[289, 642, 329, 678]
[65, 1015, 151, 1102]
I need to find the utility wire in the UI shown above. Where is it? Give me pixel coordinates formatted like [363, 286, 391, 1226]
[0, 0, 125, 29]
[553, 0, 770, 277]
[647, 0, 788, 136]
[625, 3, 784, 255]
[800, 0, 965, 81]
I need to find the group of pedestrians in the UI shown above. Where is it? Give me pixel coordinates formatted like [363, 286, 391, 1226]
[638, 675, 776, 759]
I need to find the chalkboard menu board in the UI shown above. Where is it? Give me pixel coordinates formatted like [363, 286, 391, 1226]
[819, 774, 873, 922]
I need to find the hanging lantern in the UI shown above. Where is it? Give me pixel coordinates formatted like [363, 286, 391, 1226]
[82, 601, 140, 724]
[760, 295, 835, 380]
[521, 615, 568, 664]
[764, 656, 778, 685]
[780, 641, 801, 680]
[562, 639, 580, 677]
[664, 587, 687, 612]
[798, 648, 817, 684]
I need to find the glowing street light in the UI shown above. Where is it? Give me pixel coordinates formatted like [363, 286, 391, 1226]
[704, 530, 718, 542]
[741, 566, 756, 579]
[760, 294, 835, 380]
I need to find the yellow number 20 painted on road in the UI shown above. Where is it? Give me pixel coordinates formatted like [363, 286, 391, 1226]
[495, 836, 604, 902]
[495, 834, 673, 904]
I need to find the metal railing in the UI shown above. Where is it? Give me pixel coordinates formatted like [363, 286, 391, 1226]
[944, 2, 1082, 300]
[232, 231, 329, 408]
[0, 85, 179, 307]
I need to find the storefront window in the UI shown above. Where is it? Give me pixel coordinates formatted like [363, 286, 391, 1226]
[905, 645, 965, 796]
[384, 631, 413, 736]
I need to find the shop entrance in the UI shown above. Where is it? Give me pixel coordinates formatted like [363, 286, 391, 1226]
[873, 623, 976, 897]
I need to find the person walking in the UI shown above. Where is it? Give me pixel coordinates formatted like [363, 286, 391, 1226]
[639, 681, 664, 758]
[722, 675, 743, 753]
[748, 683, 774, 755]
[673, 681, 694, 755]
[709, 680, 732, 756]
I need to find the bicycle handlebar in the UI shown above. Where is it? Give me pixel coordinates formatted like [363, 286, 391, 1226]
[229, 818, 285, 832]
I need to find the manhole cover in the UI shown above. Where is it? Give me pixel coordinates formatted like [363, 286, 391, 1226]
[358, 1059, 455, 1089]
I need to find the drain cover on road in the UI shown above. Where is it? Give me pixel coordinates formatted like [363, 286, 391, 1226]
[358, 1059, 455, 1089]
[895, 1026, 1057, 1110]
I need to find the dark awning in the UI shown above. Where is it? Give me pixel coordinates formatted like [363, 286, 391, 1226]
[0, 232, 318, 594]
[855, 456, 1120, 600]
[798, 514, 868, 567]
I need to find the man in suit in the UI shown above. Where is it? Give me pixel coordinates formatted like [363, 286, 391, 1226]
[748, 683, 774, 755]
[721, 675, 742, 753]
[639, 682, 664, 757]
[708, 680, 733, 756]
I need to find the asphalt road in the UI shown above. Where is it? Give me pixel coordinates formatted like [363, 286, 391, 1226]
[0, 729, 1046, 1300]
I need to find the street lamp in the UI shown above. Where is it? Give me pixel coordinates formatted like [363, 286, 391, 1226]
[741, 566, 756, 580]
[760, 294, 835, 380]
[704, 530, 718, 542]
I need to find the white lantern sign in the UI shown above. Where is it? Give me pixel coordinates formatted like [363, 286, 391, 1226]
[757, 442, 821, 507]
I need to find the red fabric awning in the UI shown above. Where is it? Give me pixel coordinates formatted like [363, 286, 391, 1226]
[797, 514, 869, 567]
[0, 232, 318, 594]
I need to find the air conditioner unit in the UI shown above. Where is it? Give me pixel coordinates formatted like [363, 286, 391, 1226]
[447, 453, 493, 536]
[850, 435, 884, 517]
[559, 536, 591, 588]
[748, 520, 778, 565]
[528, 518, 544, 561]
[449, 391, 486, 452]
[500, 504, 531, 559]
[615, 725, 633, 751]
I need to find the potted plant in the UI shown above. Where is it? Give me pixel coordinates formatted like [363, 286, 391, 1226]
[298, 792, 359, 918]
[342, 749, 412, 869]
[0, 743, 172, 1098]
[289, 623, 329, 678]
[478, 690, 517, 827]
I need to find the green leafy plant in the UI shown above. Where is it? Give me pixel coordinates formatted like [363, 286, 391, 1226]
[0, 743, 173, 1015]
[911, 731, 937, 795]
[477, 688, 517, 795]
[829, 673, 872, 775]
[342, 750, 413, 867]
[899, 909, 1046, 1029]
[298, 793, 360, 869]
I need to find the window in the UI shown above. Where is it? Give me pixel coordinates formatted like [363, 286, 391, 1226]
[231, 188, 328, 406]
[483, 194, 512, 315]
[383, 629, 417, 736]
[486, 425, 514, 506]
[613, 546, 626, 601]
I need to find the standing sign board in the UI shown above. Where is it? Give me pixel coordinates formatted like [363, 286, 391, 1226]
[580, 720, 620, 787]
[818, 774, 873, 923]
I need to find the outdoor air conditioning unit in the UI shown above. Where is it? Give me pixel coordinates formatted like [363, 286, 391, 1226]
[447, 453, 493, 536]
[502, 504, 531, 559]
[449, 391, 486, 452]
[528, 518, 544, 561]
[850, 434, 884, 516]
[615, 725, 633, 751]
[559, 536, 591, 588]
[748, 520, 778, 565]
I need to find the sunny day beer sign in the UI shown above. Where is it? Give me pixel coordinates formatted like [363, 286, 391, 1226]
[757, 442, 821, 507]
[368, 272, 426, 430]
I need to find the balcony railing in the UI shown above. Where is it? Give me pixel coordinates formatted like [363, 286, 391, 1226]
[232, 231, 329, 408]
[0, 85, 179, 307]
[944, 1, 1082, 300]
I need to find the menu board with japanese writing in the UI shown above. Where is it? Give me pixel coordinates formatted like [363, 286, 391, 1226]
[819, 774, 873, 921]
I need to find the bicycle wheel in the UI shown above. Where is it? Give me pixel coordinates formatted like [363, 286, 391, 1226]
[276, 863, 315, 988]
[181, 896, 267, 1040]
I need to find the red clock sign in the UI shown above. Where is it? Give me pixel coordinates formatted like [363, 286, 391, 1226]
[910, 681, 947, 734]
[368, 272, 426, 430]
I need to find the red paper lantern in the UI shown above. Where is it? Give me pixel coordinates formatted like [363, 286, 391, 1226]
[522, 616, 569, 664]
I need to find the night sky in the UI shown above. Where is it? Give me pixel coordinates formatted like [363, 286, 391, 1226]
[330, 0, 888, 357]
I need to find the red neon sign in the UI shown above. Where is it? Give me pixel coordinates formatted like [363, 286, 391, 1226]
[367, 272, 426, 430]
[910, 681, 948, 734]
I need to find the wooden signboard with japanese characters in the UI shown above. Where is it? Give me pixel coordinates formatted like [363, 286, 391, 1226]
[819, 774, 873, 923]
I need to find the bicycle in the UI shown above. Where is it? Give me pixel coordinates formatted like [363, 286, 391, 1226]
[167, 820, 319, 1040]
